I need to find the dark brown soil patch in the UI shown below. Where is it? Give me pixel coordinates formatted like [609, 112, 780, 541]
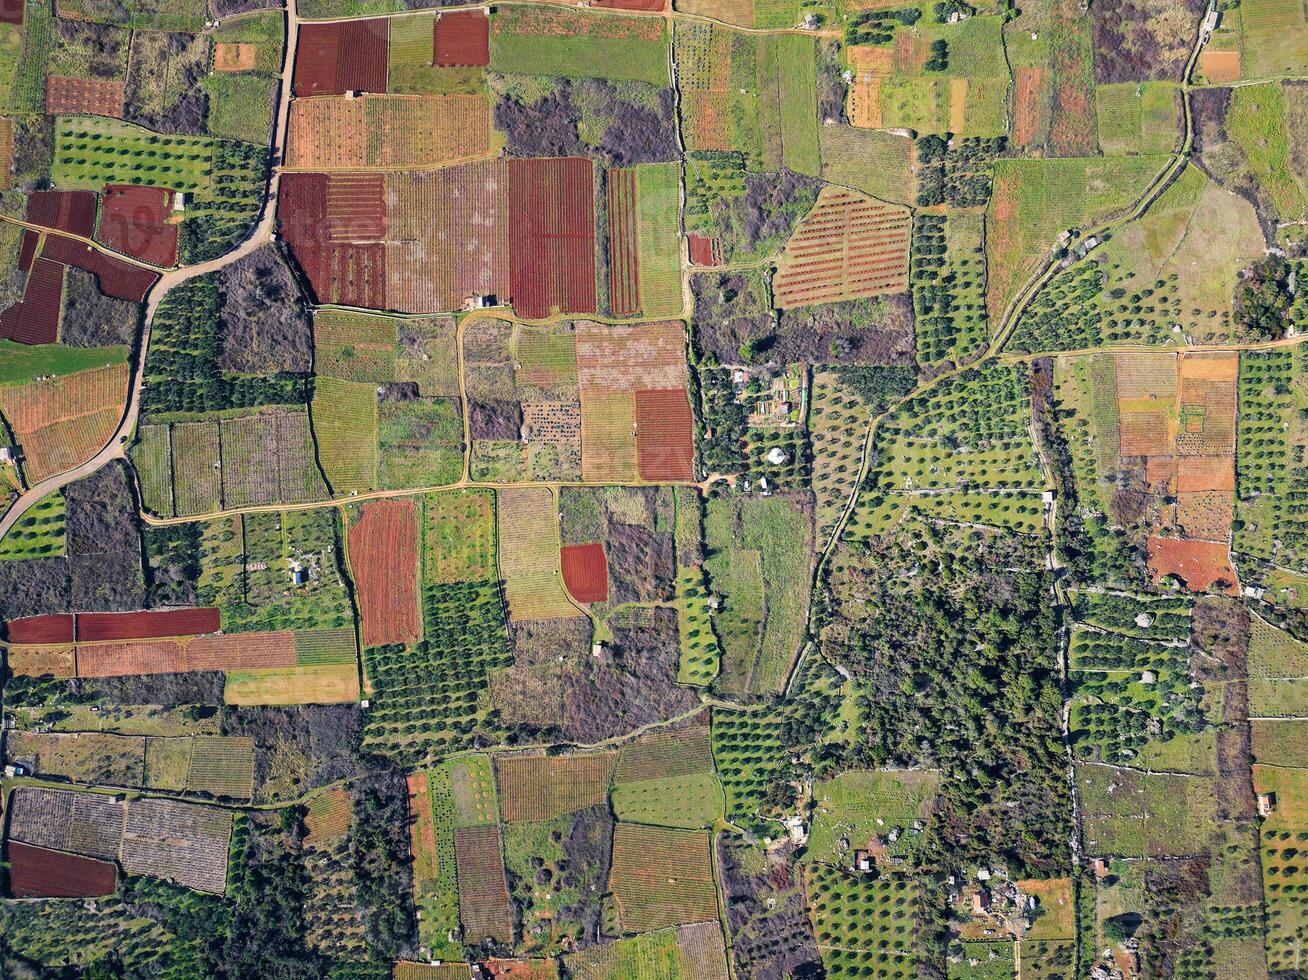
[717, 838, 821, 980]
[217, 244, 313, 375]
[1091, 0, 1207, 83]
[60, 267, 140, 348]
[559, 607, 697, 743]
[606, 519, 674, 605]
[470, 399, 523, 440]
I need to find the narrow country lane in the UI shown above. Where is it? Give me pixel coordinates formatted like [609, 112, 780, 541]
[0, 0, 301, 541]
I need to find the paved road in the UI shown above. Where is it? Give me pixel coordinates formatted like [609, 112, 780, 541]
[0, 0, 301, 541]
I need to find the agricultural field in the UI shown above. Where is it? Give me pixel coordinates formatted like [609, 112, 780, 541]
[1, 0, 1302, 973]
[849, 15, 1010, 138]
[674, 25, 819, 175]
[1008, 165, 1266, 352]
[704, 493, 814, 695]
[489, 7, 669, 86]
[0, 488, 64, 559]
[986, 155, 1172, 326]
[496, 751, 616, 822]
[773, 187, 911, 309]
[0, 361, 128, 483]
[134, 408, 328, 517]
[806, 863, 924, 977]
[847, 363, 1046, 540]
[608, 823, 719, 932]
[912, 213, 988, 368]
[349, 499, 422, 648]
[611, 727, 724, 828]
[499, 487, 583, 622]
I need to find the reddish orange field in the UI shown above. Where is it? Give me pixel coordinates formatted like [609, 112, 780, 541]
[349, 500, 422, 648]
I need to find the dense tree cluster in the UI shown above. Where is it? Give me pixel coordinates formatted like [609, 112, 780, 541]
[1234, 255, 1294, 341]
[914, 136, 999, 208]
[822, 521, 1070, 877]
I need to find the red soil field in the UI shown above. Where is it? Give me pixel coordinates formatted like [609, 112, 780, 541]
[1176, 456, 1235, 494]
[635, 387, 694, 481]
[99, 185, 178, 266]
[6, 613, 75, 644]
[186, 631, 297, 670]
[46, 76, 125, 118]
[0, 0, 22, 25]
[686, 233, 720, 267]
[508, 157, 597, 320]
[6, 842, 116, 898]
[0, 257, 65, 345]
[435, 11, 490, 67]
[349, 500, 422, 647]
[326, 173, 386, 243]
[1013, 66, 1044, 148]
[607, 168, 640, 316]
[1147, 536, 1239, 596]
[278, 173, 387, 308]
[41, 234, 158, 301]
[17, 229, 38, 271]
[77, 607, 221, 641]
[76, 639, 187, 677]
[560, 542, 609, 603]
[293, 19, 390, 96]
[26, 190, 97, 237]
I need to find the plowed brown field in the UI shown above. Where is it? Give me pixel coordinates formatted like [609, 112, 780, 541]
[349, 499, 422, 647]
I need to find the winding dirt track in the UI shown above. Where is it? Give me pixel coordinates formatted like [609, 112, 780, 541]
[0, 0, 301, 541]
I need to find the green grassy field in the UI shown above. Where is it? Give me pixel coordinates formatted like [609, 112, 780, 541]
[423, 489, 497, 585]
[819, 125, 915, 205]
[1226, 82, 1307, 222]
[705, 494, 813, 696]
[987, 155, 1172, 325]
[611, 772, 724, 829]
[132, 424, 174, 517]
[203, 75, 276, 145]
[0, 490, 65, 560]
[563, 928, 681, 979]
[676, 564, 721, 687]
[311, 377, 378, 496]
[950, 942, 1015, 979]
[379, 398, 463, 490]
[412, 762, 464, 959]
[0, 21, 24, 112]
[7, 0, 51, 114]
[54, 116, 215, 193]
[1095, 82, 1179, 156]
[489, 8, 668, 86]
[805, 769, 941, 865]
[757, 34, 819, 176]
[1077, 764, 1216, 857]
[213, 10, 285, 72]
[635, 162, 682, 318]
[0, 342, 126, 386]
[1235, 0, 1308, 79]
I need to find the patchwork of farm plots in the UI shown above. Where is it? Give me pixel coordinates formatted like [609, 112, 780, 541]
[8, 1, 1308, 976]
